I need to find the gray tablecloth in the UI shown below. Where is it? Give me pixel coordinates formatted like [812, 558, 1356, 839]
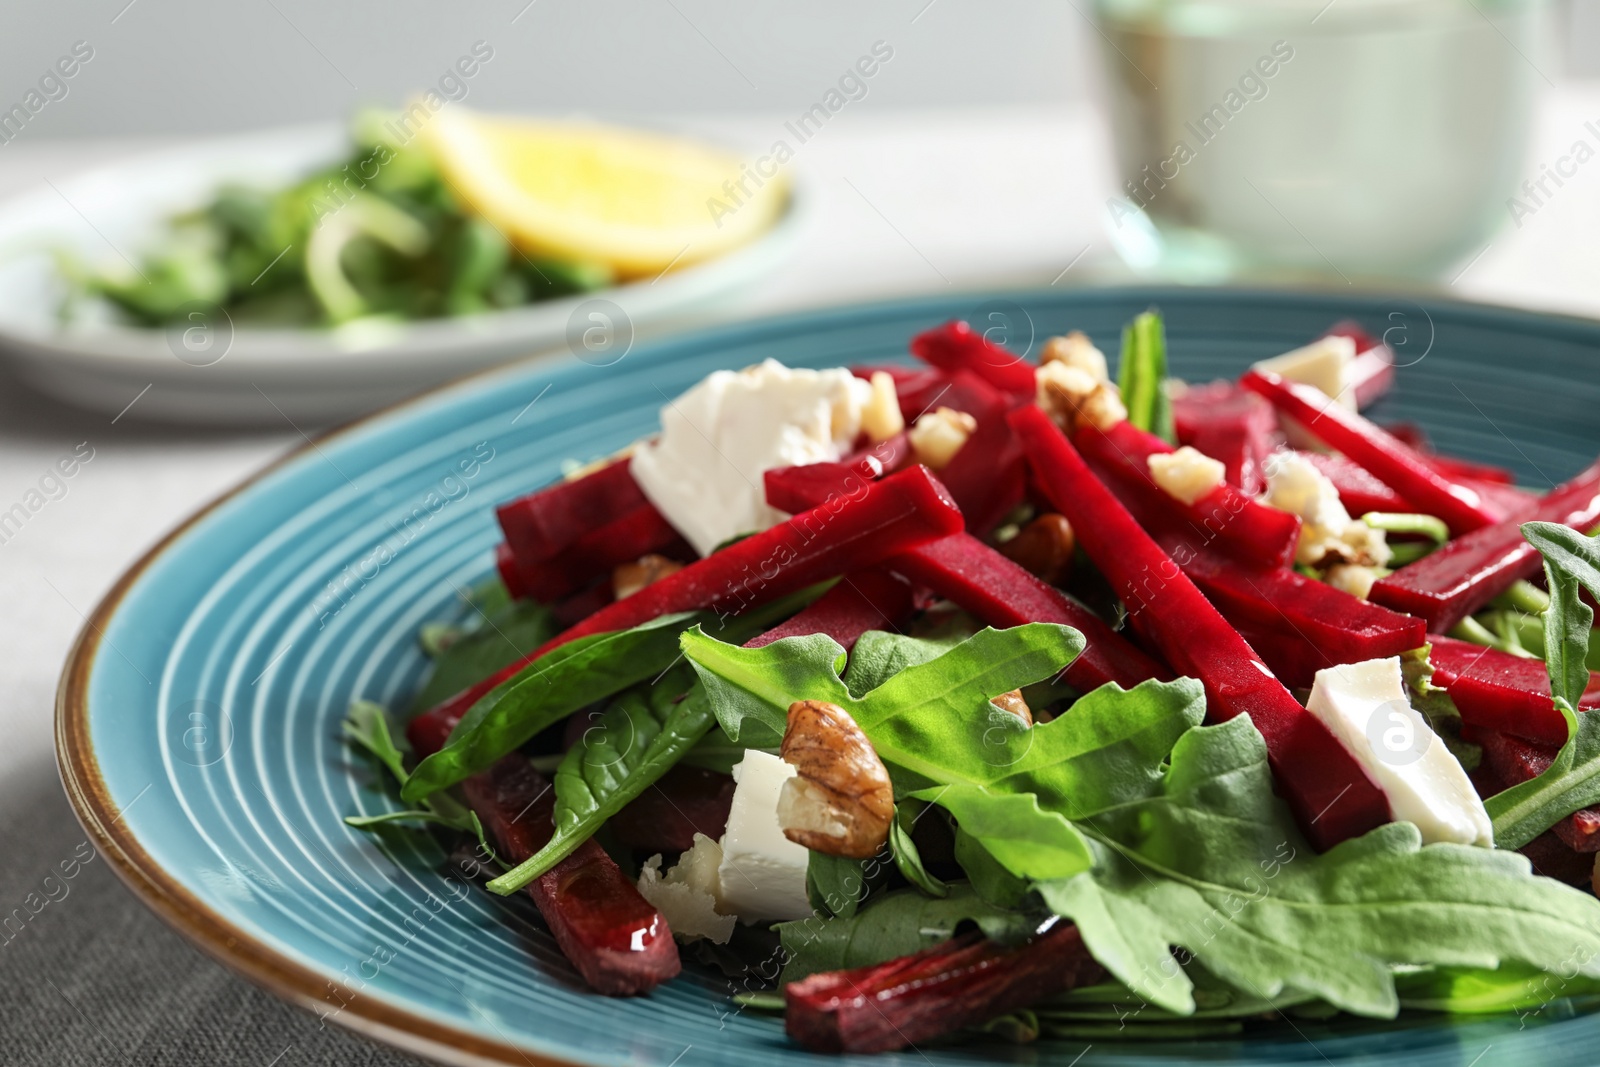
[2, 763, 425, 1067]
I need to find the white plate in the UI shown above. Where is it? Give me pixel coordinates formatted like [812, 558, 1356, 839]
[0, 122, 804, 424]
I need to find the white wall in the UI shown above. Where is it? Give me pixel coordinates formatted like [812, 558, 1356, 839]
[0, 0, 1092, 139]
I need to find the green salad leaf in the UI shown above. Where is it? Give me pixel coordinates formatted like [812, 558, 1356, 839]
[888, 800, 948, 898]
[1485, 522, 1600, 847]
[807, 852, 875, 919]
[341, 700, 489, 850]
[405, 589, 818, 803]
[1118, 309, 1174, 444]
[774, 885, 1039, 983]
[403, 611, 701, 802]
[409, 590, 558, 713]
[484, 666, 715, 895]
[842, 629, 965, 698]
[1037, 713, 1600, 1017]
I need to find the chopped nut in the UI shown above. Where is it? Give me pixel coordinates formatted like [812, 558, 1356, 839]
[1148, 447, 1226, 506]
[1040, 331, 1110, 383]
[991, 689, 1033, 727]
[1036, 361, 1126, 434]
[998, 513, 1076, 586]
[908, 407, 977, 471]
[861, 371, 906, 443]
[613, 553, 685, 600]
[1325, 563, 1379, 600]
[777, 700, 894, 859]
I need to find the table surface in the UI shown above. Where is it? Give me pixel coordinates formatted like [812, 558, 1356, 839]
[6, 87, 1600, 1066]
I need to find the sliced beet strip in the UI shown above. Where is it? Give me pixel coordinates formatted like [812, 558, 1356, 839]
[1431, 636, 1600, 745]
[1242, 369, 1503, 536]
[1011, 404, 1391, 850]
[1369, 458, 1600, 632]
[460, 752, 681, 995]
[744, 567, 913, 651]
[785, 921, 1104, 1054]
[1172, 381, 1279, 495]
[409, 465, 964, 751]
[1076, 420, 1302, 569]
[909, 320, 1037, 397]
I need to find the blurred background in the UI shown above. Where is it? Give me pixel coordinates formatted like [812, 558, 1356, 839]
[4, 4, 1600, 1063]
[2, 0, 1597, 131]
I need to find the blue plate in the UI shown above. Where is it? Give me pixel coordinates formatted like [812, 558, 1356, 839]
[57, 287, 1600, 1066]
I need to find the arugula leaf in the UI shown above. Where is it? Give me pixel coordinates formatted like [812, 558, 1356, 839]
[676, 726, 748, 775]
[774, 885, 1039, 983]
[682, 631, 850, 748]
[1118, 309, 1174, 444]
[911, 785, 1093, 883]
[409, 594, 558, 713]
[1485, 522, 1600, 847]
[1037, 714, 1600, 1018]
[953, 824, 1030, 908]
[888, 800, 948, 898]
[342, 700, 475, 834]
[484, 666, 715, 895]
[843, 630, 965, 698]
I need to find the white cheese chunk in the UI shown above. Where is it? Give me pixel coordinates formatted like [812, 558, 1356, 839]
[630, 360, 872, 556]
[1306, 657, 1493, 847]
[1148, 447, 1226, 506]
[636, 833, 736, 944]
[1254, 335, 1358, 409]
[1261, 451, 1390, 568]
[716, 751, 813, 922]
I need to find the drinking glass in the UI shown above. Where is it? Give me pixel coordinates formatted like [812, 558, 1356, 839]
[1092, 0, 1552, 283]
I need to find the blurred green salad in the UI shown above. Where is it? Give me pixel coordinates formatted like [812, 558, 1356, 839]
[57, 112, 612, 330]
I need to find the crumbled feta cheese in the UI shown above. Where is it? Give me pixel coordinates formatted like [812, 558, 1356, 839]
[716, 751, 813, 923]
[1261, 451, 1391, 568]
[908, 407, 977, 470]
[636, 834, 736, 944]
[1306, 658, 1493, 847]
[1040, 331, 1109, 383]
[1036, 360, 1126, 433]
[630, 360, 872, 555]
[1148, 447, 1226, 506]
[1254, 335, 1358, 409]
[861, 371, 905, 443]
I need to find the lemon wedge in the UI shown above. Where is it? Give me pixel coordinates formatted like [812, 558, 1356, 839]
[420, 108, 788, 278]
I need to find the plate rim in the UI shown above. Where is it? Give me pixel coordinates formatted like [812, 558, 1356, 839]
[53, 283, 1600, 1067]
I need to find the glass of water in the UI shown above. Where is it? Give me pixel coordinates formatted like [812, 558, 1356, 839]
[1092, 0, 1552, 283]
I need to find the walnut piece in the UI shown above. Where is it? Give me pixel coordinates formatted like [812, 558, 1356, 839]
[998, 513, 1076, 586]
[612, 553, 685, 600]
[1036, 361, 1126, 434]
[777, 700, 894, 859]
[991, 689, 1033, 727]
[1039, 331, 1110, 383]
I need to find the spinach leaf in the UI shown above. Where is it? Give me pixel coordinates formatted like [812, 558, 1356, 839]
[806, 851, 875, 919]
[403, 611, 702, 802]
[774, 885, 1039, 983]
[484, 667, 713, 895]
[405, 590, 816, 803]
[1118, 309, 1173, 444]
[1485, 522, 1600, 847]
[409, 592, 558, 713]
